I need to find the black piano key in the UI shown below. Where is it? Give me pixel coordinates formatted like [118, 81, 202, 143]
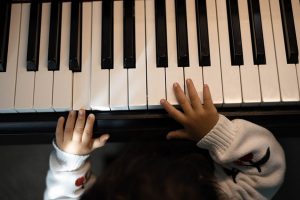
[69, 0, 82, 72]
[124, 0, 136, 68]
[279, 0, 299, 64]
[27, 1, 42, 71]
[48, 1, 62, 71]
[0, 1, 11, 72]
[155, 0, 168, 67]
[175, 0, 189, 67]
[248, 0, 266, 65]
[101, 0, 114, 69]
[195, 0, 210, 66]
[226, 0, 244, 66]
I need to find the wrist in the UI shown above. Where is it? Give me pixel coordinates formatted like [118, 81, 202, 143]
[196, 114, 235, 155]
[51, 141, 90, 171]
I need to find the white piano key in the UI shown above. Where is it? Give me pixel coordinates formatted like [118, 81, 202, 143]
[238, 0, 261, 105]
[165, 0, 185, 105]
[91, 1, 110, 111]
[269, 0, 299, 102]
[216, 0, 242, 106]
[33, 3, 54, 112]
[145, 0, 166, 109]
[110, 1, 128, 110]
[257, 0, 281, 104]
[128, 0, 147, 110]
[184, 0, 204, 102]
[291, 0, 300, 96]
[52, 2, 73, 112]
[0, 4, 21, 113]
[15, 3, 36, 113]
[73, 2, 92, 110]
[202, 0, 223, 106]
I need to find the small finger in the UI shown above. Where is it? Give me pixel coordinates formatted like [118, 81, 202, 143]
[55, 117, 65, 146]
[173, 82, 192, 114]
[92, 134, 110, 150]
[82, 114, 95, 145]
[166, 130, 190, 140]
[186, 79, 202, 110]
[73, 109, 86, 142]
[160, 99, 186, 124]
[203, 84, 214, 108]
[64, 111, 76, 142]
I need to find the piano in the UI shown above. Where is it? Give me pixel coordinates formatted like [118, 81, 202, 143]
[0, 0, 300, 144]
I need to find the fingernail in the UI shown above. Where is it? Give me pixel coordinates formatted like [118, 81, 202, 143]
[186, 78, 191, 84]
[160, 99, 166, 104]
[69, 110, 75, 116]
[173, 82, 179, 88]
[88, 113, 95, 119]
[204, 84, 208, 88]
[104, 134, 110, 141]
[79, 109, 84, 116]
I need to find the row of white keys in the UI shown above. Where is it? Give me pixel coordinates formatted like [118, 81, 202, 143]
[128, 0, 147, 110]
[91, 1, 147, 111]
[91, 1, 110, 111]
[34, 3, 54, 112]
[291, 0, 300, 96]
[15, 3, 35, 112]
[53, 2, 73, 111]
[216, 0, 242, 106]
[185, 0, 204, 101]
[203, 0, 223, 105]
[165, 0, 185, 105]
[73, 2, 92, 110]
[145, 0, 166, 109]
[0, 4, 21, 113]
[270, 0, 299, 102]
[238, 0, 261, 105]
[110, 1, 128, 110]
[257, 0, 280, 104]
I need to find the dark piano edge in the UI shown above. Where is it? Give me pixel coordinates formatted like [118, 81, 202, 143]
[1, 105, 300, 144]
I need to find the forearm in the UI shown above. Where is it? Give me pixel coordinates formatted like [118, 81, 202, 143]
[198, 114, 286, 199]
[44, 142, 96, 200]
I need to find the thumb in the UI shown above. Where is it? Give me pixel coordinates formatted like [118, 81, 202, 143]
[166, 129, 190, 140]
[92, 134, 110, 150]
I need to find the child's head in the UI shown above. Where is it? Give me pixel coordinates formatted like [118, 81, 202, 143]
[81, 141, 224, 200]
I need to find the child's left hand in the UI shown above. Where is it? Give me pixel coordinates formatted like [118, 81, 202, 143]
[160, 79, 219, 142]
[55, 109, 110, 155]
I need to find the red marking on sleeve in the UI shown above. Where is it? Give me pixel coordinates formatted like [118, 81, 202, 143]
[75, 176, 85, 187]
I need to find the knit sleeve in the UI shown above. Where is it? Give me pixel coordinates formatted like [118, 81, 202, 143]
[44, 141, 96, 200]
[197, 114, 286, 200]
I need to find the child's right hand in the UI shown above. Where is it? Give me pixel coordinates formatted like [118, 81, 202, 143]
[160, 79, 219, 142]
[55, 109, 109, 155]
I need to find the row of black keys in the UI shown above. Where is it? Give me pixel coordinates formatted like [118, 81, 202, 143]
[0, 0, 299, 72]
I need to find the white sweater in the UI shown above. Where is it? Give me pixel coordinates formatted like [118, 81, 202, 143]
[44, 115, 286, 200]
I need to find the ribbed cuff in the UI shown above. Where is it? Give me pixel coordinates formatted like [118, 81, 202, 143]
[196, 114, 236, 156]
[51, 141, 90, 171]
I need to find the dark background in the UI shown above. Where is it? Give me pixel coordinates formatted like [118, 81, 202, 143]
[0, 137, 298, 200]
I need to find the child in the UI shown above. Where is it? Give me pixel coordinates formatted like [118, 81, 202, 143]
[44, 79, 285, 200]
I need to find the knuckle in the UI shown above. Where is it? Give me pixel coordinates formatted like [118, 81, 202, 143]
[177, 93, 186, 102]
[64, 127, 73, 134]
[179, 99, 190, 108]
[75, 126, 84, 134]
[168, 109, 177, 117]
[84, 130, 92, 137]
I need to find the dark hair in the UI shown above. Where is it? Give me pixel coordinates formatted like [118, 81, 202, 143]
[81, 141, 224, 200]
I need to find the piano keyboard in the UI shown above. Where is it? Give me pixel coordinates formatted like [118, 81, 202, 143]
[0, 0, 299, 113]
